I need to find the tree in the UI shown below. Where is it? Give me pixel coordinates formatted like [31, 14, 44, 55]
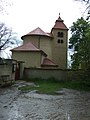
[75, 0, 90, 19]
[0, 22, 22, 58]
[79, 0, 89, 3]
[69, 17, 90, 70]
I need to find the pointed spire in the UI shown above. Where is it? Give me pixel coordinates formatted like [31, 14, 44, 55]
[56, 13, 63, 22]
[51, 13, 68, 30]
[59, 13, 60, 17]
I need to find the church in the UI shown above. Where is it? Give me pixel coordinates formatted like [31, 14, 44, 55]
[11, 14, 68, 69]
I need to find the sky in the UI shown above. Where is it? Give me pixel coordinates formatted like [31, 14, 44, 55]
[0, 0, 86, 59]
[0, 0, 86, 37]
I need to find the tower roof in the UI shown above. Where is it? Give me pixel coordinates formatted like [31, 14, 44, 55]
[21, 27, 52, 39]
[52, 14, 68, 30]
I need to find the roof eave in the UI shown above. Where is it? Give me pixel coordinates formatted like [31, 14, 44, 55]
[11, 49, 47, 56]
[41, 64, 58, 67]
[21, 34, 52, 40]
[51, 27, 69, 31]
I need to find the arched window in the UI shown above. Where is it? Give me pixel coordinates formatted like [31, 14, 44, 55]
[60, 32, 64, 37]
[57, 32, 61, 37]
[57, 32, 64, 37]
[57, 39, 64, 44]
[57, 39, 60, 43]
[61, 39, 64, 43]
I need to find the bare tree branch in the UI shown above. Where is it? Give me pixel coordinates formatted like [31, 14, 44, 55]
[75, 0, 90, 19]
[75, 0, 90, 4]
[0, 22, 22, 58]
[0, 0, 13, 14]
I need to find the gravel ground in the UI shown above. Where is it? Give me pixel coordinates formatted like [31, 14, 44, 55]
[0, 81, 90, 120]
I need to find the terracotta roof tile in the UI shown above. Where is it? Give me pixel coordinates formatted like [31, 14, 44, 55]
[11, 42, 47, 57]
[52, 15, 68, 30]
[46, 32, 53, 37]
[11, 42, 39, 51]
[41, 58, 58, 67]
[21, 27, 52, 39]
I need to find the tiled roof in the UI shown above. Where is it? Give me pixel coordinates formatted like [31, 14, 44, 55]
[46, 32, 53, 37]
[21, 27, 52, 39]
[11, 42, 39, 51]
[11, 42, 47, 56]
[41, 58, 58, 67]
[52, 15, 68, 30]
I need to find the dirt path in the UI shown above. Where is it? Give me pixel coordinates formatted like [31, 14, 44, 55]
[0, 81, 90, 120]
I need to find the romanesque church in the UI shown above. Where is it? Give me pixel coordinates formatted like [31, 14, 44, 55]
[11, 14, 68, 69]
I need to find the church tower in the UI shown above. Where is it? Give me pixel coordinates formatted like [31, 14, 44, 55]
[51, 14, 68, 69]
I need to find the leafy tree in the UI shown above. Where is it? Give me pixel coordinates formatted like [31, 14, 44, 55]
[69, 17, 90, 70]
[0, 22, 22, 58]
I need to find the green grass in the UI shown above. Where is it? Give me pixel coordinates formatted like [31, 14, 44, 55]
[18, 79, 90, 95]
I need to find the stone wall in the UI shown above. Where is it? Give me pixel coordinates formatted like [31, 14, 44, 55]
[0, 64, 16, 80]
[0, 64, 12, 76]
[0, 64, 12, 83]
[24, 68, 67, 80]
[23, 68, 87, 81]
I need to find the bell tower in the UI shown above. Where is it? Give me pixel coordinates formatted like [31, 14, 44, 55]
[51, 13, 68, 69]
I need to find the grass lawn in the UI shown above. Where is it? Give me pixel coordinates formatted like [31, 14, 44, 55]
[18, 79, 90, 95]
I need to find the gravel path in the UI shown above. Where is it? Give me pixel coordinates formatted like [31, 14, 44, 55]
[0, 81, 90, 120]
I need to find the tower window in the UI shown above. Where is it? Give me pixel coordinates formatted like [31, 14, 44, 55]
[61, 39, 64, 43]
[57, 39, 64, 44]
[57, 32, 64, 37]
[57, 39, 60, 43]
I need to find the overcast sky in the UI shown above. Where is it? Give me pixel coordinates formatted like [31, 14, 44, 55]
[0, 0, 86, 37]
[0, 0, 86, 59]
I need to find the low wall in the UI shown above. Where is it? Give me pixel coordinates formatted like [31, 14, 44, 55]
[24, 68, 88, 81]
[24, 68, 67, 80]
[0, 64, 15, 81]
[0, 64, 12, 77]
